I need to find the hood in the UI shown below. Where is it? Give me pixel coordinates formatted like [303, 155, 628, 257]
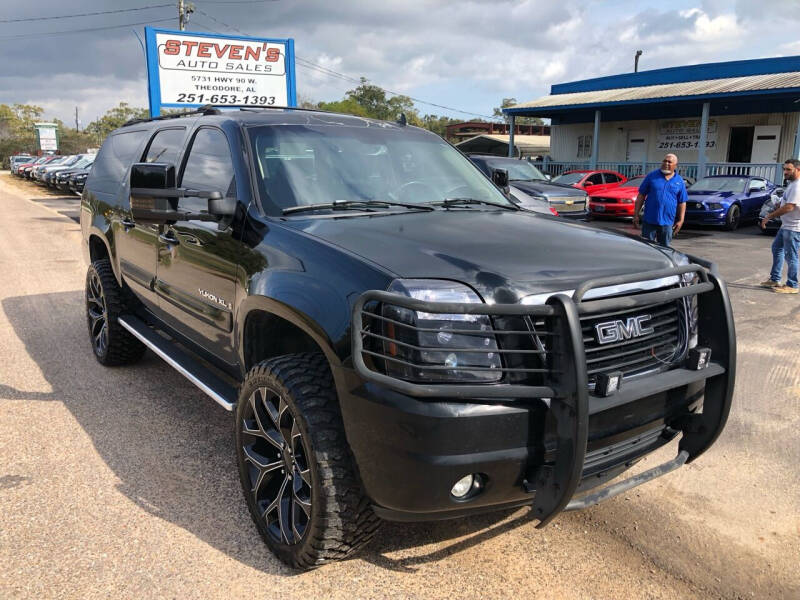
[687, 190, 736, 200]
[282, 209, 675, 303]
[511, 180, 587, 198]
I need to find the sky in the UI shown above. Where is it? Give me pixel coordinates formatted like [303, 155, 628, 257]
[1, 0, 799, 127]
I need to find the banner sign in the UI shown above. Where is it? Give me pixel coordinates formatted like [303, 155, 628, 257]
[34, 123, 58, 152]
[144, 27, 296, 117]
[657, 118, 717, 150]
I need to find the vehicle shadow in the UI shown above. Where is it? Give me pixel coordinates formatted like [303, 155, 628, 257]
[1, 290, 529, 575]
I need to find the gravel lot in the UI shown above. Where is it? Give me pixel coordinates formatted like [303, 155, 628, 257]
[0, 173, 798, 599]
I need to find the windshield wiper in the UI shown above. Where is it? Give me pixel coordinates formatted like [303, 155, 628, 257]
[434, 197, 519, 210]
[282, 200, 434, 215]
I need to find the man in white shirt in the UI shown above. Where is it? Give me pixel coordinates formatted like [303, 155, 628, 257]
[761, 159, 800, 293]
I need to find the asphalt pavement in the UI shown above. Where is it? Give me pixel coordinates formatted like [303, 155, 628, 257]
[1, 173, 798, 599]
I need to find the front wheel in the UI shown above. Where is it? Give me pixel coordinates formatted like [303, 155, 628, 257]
[235, 353, 380, 569]
[724, 204, 741, 231]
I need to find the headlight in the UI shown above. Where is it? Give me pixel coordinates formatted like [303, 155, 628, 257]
[672, 254, 699, 349]
[379, 279, 501, 383]
[707, 202, 723, 210]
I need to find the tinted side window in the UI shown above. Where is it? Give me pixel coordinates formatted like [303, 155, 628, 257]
[179, 128, 235, 212]
[604, 173, 621, 183]
[143, 128, 185, 165]
[86, 129, 148, 195]
[587, 173, 604, 185]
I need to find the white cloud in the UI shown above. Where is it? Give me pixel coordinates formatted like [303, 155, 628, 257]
[0, 0, 797, 124]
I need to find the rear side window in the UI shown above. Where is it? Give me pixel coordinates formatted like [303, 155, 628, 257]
[87, 129, 148, 195]
[143, 128, 186, 165]
[604, 173, 622, 183]
[179, 128, 235, 213]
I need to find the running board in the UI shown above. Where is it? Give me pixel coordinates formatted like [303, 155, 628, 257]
[118, 315, 237, 411]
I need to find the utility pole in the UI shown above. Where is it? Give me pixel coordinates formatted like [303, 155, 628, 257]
[75, 106, 79, 132]
[178, 0, 194, 30]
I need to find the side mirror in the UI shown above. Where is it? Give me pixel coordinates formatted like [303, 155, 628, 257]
[491, 168, 509, 188]
[130, 162, 224, 224]
[545, 174, 552, 181]
[131, 162, 175, 189]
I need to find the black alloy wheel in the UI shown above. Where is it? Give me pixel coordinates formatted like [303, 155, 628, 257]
[86, 270, 109, 357]
[235, 353, 380, 569]
[84, 259, 145, 366]
[240, 386, 313, 546]
[725, 204, 741, 231]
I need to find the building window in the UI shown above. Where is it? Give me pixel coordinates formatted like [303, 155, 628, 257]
[577, 135, 593, 158]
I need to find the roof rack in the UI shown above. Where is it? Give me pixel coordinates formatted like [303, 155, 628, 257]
[121, 105, 221, 127]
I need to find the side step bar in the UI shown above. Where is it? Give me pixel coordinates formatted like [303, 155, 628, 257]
[118, 315, 238, 411]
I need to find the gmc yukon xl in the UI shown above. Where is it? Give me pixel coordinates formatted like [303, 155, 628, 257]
[80, 106, 735, 569]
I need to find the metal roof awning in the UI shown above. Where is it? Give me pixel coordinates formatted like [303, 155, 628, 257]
[455, 134, 550, 158]
[505, 71, 800, 119]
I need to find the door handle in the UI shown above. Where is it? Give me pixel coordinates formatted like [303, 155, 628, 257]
[121, 218, 135, 230]
[159, 231, 180, 245]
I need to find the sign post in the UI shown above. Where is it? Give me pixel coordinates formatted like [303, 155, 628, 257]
[34, 123, 59, 153]
[144, 27, 296, 117]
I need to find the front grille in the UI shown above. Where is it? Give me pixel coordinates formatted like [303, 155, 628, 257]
[580, 300, 686, 386]
[590, 197, 615, 203]
[550, 197, 586, 212]
[689, 202, 704, 210]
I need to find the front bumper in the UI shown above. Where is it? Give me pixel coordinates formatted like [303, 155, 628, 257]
[588, 201, 634, 216]
[684, 208, 727, 225]
[345, 264, 735, 525]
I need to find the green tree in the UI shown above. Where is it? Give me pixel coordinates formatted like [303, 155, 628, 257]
[84, 102, 149, 140]
[494, 98, 543, 126]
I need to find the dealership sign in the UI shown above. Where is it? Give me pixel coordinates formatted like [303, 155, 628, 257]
[144, 27, 296, 116]
[34, 123, 58, 152]
[657, 119, 718, 151]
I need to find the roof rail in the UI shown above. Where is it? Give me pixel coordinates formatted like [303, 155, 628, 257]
[122, 105, 221, 127]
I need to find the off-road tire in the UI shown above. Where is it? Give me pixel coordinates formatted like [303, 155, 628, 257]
[85, 259, 146, 366]
[235, 353, 380, 569]
[724, 204, 740, 231]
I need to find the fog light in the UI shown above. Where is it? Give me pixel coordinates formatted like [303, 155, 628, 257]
[687, 347, 711, 370]
[595, 371, 623, 397]
[451, 474, 475, 498]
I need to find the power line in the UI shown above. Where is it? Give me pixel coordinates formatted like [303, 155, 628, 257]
[193, 8, 499, 120]
[0, 18, 175, 40]
[195, 0, 279, 4]
[0, 4, 172, 24]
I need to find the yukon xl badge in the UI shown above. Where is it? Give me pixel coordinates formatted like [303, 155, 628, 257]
[198, 289, 232, 310]
[595, 315, 654, 345]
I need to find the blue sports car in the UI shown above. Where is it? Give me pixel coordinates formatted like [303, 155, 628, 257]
[683, 175, 776, 230]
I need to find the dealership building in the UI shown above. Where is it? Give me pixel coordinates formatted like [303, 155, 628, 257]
[504, 56, 800, 183]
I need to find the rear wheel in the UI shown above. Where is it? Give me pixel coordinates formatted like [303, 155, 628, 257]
[85, 259, 145, 365]
[235, 353, 380, 569]
[724, 204, 741, 231]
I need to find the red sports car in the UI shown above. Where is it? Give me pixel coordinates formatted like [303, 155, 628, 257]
[588, 175, 644, 218]
[552, 169, 627, 194]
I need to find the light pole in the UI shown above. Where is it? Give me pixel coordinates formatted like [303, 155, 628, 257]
[635, 50, 643, 73]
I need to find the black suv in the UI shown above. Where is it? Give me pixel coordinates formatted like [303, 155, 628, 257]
[81, 107, 735, 569]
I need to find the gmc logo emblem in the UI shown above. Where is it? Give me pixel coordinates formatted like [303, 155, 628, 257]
[595, 315, 654, 345]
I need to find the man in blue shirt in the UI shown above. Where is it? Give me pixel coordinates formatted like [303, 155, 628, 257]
[633, 154, 688, 246]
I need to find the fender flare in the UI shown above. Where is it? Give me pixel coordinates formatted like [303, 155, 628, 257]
[235, 295, 345, 387]
[86, 225, 121, 285]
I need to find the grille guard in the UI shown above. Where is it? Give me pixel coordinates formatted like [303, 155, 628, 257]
[351, 262, 735, 526]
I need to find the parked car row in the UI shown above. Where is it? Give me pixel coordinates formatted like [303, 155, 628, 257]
[9, 153, 94, 195]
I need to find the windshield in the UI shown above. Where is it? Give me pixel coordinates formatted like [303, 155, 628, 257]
[72, 157, 93, 169]
[689, 177, 747, 193]
[482, 159, 547, 181]
[248, 124, 514, 215]
[621, 177, 644, 188]
[552, 172, 584, 184]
